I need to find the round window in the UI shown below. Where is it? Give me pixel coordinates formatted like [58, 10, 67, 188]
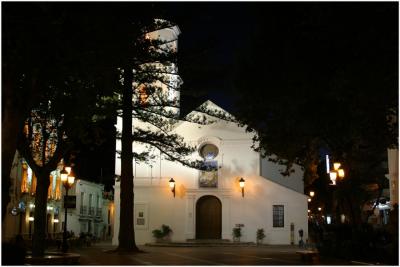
[199, 144, 219, 160]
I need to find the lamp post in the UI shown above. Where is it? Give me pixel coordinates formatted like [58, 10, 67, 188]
[329, 162, 345, 185]
[61, 167, 75, 253]
[329, 161, 345, 223]
[169, 178, 175, 198]
[239, 177, 245, 197]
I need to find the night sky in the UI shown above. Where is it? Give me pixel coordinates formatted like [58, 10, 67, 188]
[5, 2, 397, 191]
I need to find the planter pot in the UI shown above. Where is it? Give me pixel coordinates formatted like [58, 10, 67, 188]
[233, 237, 241, 243]
[155, 236, 171, 243]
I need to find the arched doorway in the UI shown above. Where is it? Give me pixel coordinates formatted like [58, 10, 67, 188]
[196, 195, 222, 239]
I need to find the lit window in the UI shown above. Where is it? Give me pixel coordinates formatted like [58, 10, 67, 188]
[138, 84, 148, 106]
[199, 143, 219, 188]
[199, 144, 219, 160]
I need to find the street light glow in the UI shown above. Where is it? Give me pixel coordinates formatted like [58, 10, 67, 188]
[333, 162, 341, 170]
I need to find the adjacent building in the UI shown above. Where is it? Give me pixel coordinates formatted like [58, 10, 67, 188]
[2, 151, 114, 242]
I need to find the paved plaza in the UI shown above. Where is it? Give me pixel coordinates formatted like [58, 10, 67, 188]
[71, 242, 354, 265]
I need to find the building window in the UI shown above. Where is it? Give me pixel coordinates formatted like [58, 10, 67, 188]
[199, 144, 219, 160]
[80, 192, 84, 206]
[138, 84, 148, 106]
[273, 205, 284, 228]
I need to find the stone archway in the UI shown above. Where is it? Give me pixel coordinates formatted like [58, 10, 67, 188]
[196, 195, 222, 239]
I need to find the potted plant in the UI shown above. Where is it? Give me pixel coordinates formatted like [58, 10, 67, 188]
[232, 227, 242, 242]
[152, 224, 173, 242]
[256, 228, 266, 245]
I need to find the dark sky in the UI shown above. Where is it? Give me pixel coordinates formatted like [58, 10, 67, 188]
[4, 2, 397, 190]
[157, 2, 398, 112]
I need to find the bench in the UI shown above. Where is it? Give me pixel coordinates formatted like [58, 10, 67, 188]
[296, 250, 319, 262]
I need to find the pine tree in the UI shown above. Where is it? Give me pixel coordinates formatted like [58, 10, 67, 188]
[110, 19, 234, 251]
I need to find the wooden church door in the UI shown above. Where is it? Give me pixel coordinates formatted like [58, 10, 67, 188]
[196, 195, 222, 239]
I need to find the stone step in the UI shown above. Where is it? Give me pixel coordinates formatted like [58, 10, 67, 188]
[186, 239, 231, 243]
[145, 241, 256, 247]
[25, 252, 80, 265]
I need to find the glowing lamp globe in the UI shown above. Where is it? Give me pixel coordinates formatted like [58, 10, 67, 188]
[60, 169, 68, 182]
[169, 178, 175, 189]
[333, 162, 341, 171]
[67, 175, 75, 186]
[239, 177, 245, 188]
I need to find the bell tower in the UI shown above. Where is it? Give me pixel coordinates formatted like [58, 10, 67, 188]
[137, 20, 183, 117]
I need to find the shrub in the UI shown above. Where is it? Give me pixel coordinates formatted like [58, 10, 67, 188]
[152, 229, 164, 239]
[232, 227, 242, 241]
[256, 228, 266, 244]
[152, 224, 173, 242]
[161, 224, 172, 236]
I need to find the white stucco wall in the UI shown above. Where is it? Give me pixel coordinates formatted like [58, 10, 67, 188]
[113, 102, 308, 245]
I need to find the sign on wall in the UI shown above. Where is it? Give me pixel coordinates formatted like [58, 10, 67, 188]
[134, 203, 148, 230]
[64, 196, 76, 209]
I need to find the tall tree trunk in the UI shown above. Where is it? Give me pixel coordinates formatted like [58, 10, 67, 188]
[117, 66, 139, 252]
[32, 170, 50, 256]
[2, 72, 38, 222]
[1, 83, 30, 221]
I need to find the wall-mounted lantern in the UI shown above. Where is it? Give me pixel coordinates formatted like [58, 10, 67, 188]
[308, 198, 312, 202]
[309, 191, 315, 197]
[239, 177, 245, 197]
[169, 178, 175, 198]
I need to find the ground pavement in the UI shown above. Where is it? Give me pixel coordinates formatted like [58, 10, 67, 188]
[72, 241, 354, 265]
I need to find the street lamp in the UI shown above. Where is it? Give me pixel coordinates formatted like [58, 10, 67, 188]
[239, 177, 245, 197]
[329, 171, 337, 185]
[309, 191, 315, 197]
[329, 161, 345, 185]
[61, 167, 75, 253]
[169, 178, 175, 198]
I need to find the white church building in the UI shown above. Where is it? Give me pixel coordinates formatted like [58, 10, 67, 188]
[112, 22, 308, 246]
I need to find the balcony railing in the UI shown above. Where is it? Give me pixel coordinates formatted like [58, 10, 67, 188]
[80, 205, 87, 215]
[89, 207, 95, 216]
[96, 208, 102, 217]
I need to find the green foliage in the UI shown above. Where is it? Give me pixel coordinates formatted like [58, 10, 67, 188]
[232, 227, 242, 238]
[231, 5, 397, 224]
[152, 224, 173, 240]
[152, 229, 164, 239]
[256, 228, 266, 241]
[161, 224, 173, 235]
[233, 5, 397, 180]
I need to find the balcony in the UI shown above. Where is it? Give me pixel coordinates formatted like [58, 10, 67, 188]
[89, 207, 95, 216]
[96, 208, 102, 217]
[80, 205, 87, 216]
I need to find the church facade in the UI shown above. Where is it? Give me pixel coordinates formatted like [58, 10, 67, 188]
[112, 22, 308, 245]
